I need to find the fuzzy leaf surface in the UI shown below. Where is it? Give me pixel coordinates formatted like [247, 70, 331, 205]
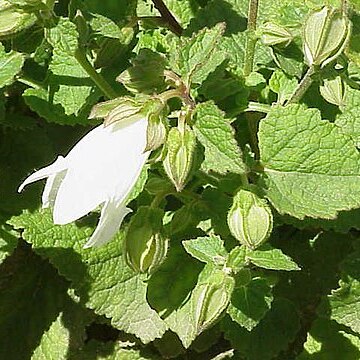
[193, 101, 246, 174]
[9, 210, 167, 343]
[259, 104, 360, 219]
[0, 44, 24, 88]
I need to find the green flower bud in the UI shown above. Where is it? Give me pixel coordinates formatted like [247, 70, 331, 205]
[145, 113, 168, 152]
[319, 75, 346, 106]
[117, 49, 167, 94]
[260, 22, 293, 47]
[303, 6, 351, 67]
[90, 96, 166, 130]
[163, 125, 196, 192]
[194, 269, 234, 333]
[0, 2, 36, 39]
[227, 189, 273, 250]
[124, 207, 168, 274]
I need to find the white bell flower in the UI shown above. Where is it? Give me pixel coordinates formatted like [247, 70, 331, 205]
[18, 117, 149, 248]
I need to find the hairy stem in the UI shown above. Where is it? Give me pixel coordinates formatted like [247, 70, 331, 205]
[243, 0, 259, 76]
[75, 49, 118, 99]
[286, 66, 315, 104]
[151, 0, 183, 36]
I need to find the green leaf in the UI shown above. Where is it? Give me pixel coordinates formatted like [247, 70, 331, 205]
[90, 14, 123, 39]
[0, 224, 18, 265]
[258, 104, 360, 219]
[170, 23, 226, 86]
[35, 17, 100, 124]
[227, 276, 274, 331]
[186, 0, 272, 75]
[246, 244, 300, 271]
[297, 318, 360, 360]
[280, 208, 360, 233]
[182, 235, 228, 265]
[269, 69, 298, 105]
[9, 210, 167, 343]
[72, 340, 161, 360]
[165, 263, 234, 348]
[335, 87, 360, 147]
[193, 101, 246, 175]
[23, 87, 98, 125]
[0, 43, 24, 88]
[222, 298, 300, 360]
[0, 245, 88, 359]
[325, 250, 360, 334]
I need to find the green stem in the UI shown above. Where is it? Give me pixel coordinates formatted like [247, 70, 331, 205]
[243, 0, 259, 76]
[16, 76, 43, 89]
[151, 193, 166, 208]
[286, 66, 315, 104]
[75, 49, 117, 99]
[245, 101, 271, 113]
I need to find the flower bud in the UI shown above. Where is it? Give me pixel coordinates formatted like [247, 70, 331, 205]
[163, 126, 196, 192]
[116, 49, 166, 94]
[303, 6, 351, 67]
[124, 207, 168, 274]
[260, 22, 293, 47]
[0, 2, 36, 39]
[227, 189, 273, 250]
[90, 96, 166, 130]
[319, 75, 346, 106]
[194, 269, 234, 333]
[145, 113, 168, 152]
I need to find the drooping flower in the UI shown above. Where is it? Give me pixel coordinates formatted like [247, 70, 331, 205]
[18, 117, 149, 248]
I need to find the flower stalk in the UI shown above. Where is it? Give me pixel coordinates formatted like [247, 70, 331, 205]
[75, 48, 118, 99]
[243, 0, 259, 76]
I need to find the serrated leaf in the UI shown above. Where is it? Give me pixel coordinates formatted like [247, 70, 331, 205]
[90, 14, 123, 39]
[222, 298, 300, 360]
[297, 318, 360, 360]
[170, 23, 226, 86]
[227, 276, 274, 331]
[0, 246, 88, 359]
[246, 244, 300, 271]
[23, 87, 99, 125]
[0, 43, 24, 88]
[258, 104, 360, 219]
[335, 87, 360, 147]
[9, 210, 167, 343]
[193, 101, 246, 175]
[186, 0, 272, 75]
[325, 250, 360, 334]
[182, 235, 228, 265]
[40, 17, 100, 123]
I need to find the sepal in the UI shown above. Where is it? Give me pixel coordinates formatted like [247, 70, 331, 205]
[163, 125, 196, 191]
[124, 207, 168, 274]
[227, 188, 273, 250]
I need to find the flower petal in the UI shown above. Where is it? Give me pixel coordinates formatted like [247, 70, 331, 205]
[53, 119, 149, 224]
[83, 200, 132, 248]
[18, 156, 67, 193]
[42, 170, 66, 208]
